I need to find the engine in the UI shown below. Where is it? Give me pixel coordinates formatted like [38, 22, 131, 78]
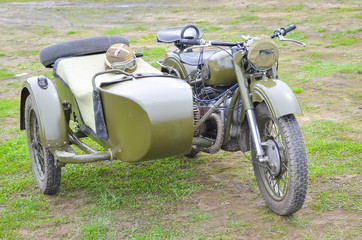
[192, 86, 248, 153]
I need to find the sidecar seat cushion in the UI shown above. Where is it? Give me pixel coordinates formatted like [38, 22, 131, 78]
[40, 35, 129, 68]
[54, 53, 161, 132]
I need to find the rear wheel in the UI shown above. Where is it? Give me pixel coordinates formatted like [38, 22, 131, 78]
[25, 96, 61, 194]
[251, 102, 308, 215]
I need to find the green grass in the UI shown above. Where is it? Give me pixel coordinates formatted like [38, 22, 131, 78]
[280, 57, 292, 62]
[311, 189, 360, 213]
[301, 60, 362, 77]
[356, 92, 362, 100]
[288, 214, 310, 228]
[67, 30, 80, 35]
[286, 30, 307, 41]
[61, 156, 201, 210]
[81, 216, 113, 239]
[325, 43, 336, 48]
[0, 133, 203, 237]
[0, 134, 53, 239]
[291, 87, 303, 93]
[353, 12, 362, 19]
[142, 47, 166, 67]
[345, 27, 362, 34]
[6, 81, 22, 89]
[0, 194, 50, 239]
[320, 223, 361, 240]
[285, 3, 304, 11]
[37, 27, 54, 35]
[0, 99, 19, 118]
[135, 25, 147, 31]
[136, 33, 156, 43]
[10, 49, 39, 56]
[336, 7, 358, 12]
[189, 208, 211, 223]
[203, 26, 222, 33]
[227, 219, 250, 229]
[239, 14, 258, 21]
[0, 68, 15, 80]
[224, 19, 242, 25]
[132, 225, 183, 239]
[0, 0, 32, 2]
[333, 36, 356, 46]
[102, 27, 130, 35]
[194, 20, 209, 27]
[302, 120, 361, 179]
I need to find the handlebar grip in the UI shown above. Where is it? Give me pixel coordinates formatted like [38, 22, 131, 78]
[179, 39, 200, 45]
[281, 24, 296, 35]
[270, 24, 297, 38]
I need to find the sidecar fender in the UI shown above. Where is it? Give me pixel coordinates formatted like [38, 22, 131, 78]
[20, 76, 68, 149]
[251, 79, 301, 118]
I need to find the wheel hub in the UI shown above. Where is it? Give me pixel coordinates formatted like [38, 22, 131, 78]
[261, 139, 281, 177]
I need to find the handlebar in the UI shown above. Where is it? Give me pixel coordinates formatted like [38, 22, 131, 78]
[178, 24, 297, 47]
[179, 39, 241, 47]
[269, 24, 296, 38]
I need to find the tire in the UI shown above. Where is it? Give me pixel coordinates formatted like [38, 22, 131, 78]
[39, 35, 129, 68]
[251, 102, 308, 215]
[25, 96, 61, 194]
[184, 148, 199, 158]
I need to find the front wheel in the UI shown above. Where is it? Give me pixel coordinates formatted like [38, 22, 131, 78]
[25, 96, 61, 194]
[251, 102, 308, 215]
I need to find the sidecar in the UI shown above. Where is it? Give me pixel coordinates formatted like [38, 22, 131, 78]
[20, 36, 194, 194]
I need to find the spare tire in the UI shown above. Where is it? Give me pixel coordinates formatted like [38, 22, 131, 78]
[39, 35, 129, 68]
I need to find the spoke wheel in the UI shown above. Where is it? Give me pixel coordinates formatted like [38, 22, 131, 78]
[25, 96, 61, 194]
[251, 102, 308, 215]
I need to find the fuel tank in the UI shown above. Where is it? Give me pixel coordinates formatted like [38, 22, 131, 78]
[99, 75, 194, 162]
[203, 50, 237, 86]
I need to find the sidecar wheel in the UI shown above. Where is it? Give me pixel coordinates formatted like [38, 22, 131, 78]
[25, 96, 61, 195]
[251, 102, 308, 216]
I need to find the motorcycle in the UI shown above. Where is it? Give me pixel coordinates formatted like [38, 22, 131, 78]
[156, 24, 308, 216]
[20, 24, 308, 216]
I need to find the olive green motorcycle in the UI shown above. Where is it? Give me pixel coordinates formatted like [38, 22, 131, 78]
[156, 24, 308, 215]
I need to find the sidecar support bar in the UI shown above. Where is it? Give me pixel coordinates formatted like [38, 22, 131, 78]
[55, 150, 112, 164]
[68, 130, 97, 154]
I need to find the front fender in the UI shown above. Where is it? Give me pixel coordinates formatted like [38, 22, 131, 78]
[20, 76, 68, 149]
[251, 79, 301, 118]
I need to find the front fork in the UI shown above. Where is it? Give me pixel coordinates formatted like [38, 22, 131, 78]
[233, 52, 269, 163]
[245, 109, 270, 162]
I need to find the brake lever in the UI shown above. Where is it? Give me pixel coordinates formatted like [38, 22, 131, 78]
[278, 34, 307, 47]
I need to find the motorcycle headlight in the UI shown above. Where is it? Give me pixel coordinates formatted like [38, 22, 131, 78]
[247, 35, 279, 71]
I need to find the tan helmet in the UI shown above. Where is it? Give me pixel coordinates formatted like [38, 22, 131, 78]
[105, 43, 137, 73]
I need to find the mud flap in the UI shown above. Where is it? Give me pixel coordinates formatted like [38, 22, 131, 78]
[93, 90, 108, 139]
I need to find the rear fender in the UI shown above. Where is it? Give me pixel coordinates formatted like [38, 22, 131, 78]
[20, 76, 68, 149]
[251, 79, 301, 118]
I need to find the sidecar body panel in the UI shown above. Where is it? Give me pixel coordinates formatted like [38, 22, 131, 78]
[53, 53, 193, 162]
[99, 77, 194, 162]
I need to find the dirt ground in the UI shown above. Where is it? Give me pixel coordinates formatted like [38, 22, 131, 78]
[0, 0, 361, 239]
